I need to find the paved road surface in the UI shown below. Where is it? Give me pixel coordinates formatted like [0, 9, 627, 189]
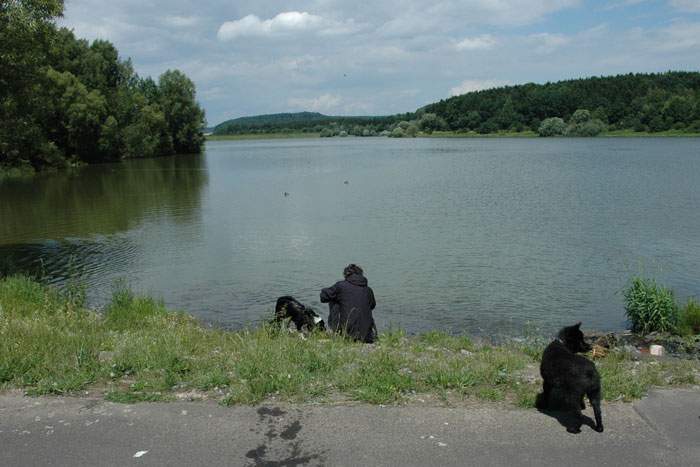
[1, 388, 699, 466]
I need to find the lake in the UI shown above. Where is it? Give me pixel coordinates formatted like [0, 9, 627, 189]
[1, 137, 699, 336]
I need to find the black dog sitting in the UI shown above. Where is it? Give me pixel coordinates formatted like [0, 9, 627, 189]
[536, 322, 604, 433]
[273, 296, 326, 332]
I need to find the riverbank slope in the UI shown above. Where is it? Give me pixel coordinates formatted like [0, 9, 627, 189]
[1, 276, 698, 406]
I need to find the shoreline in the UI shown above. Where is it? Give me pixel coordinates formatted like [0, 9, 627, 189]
[206, 129, 700, 140]
[1, 276, 698, 407]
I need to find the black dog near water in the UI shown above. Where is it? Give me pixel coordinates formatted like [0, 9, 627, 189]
[536, 322, 604, 433]
[273, 296, 326, 332]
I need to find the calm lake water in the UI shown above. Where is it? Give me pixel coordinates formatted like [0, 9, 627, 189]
[2, 137, 699, 335]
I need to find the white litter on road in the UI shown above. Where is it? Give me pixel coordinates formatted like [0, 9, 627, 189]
[133, 451, 149, 458]
[437, 442, 447, 447]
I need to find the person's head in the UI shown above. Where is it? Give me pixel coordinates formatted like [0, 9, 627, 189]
[343, 263, 364, 278]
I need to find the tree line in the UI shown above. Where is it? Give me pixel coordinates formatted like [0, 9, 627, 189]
[0, 0, 205, 173]
[423, 72, 700, 134]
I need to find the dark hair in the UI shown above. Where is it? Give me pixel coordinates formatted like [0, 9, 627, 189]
[343, 263, 364, 278]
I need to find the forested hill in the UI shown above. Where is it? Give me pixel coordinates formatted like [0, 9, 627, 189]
[1, 1, 205, 173]
[213, 112, 408, 136]
[216, 112, 327, 129]
[423, 72, 700, 133]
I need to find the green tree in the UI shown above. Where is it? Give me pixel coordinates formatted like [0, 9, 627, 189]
[1, 1, 205, 172]
[158, 70, 205, 153]
[123, 102, 171, 159]
[418, 113, 446, 134]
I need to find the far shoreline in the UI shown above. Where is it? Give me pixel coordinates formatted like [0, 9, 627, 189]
[206, 129, 700, 141]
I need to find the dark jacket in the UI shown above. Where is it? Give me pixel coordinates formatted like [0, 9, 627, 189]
[320, 273, 376, 342]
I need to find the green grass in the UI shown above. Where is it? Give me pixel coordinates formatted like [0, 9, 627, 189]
[1, 276, 697, 406]
[602, 129, 700, 137]
[425, 130, 538, 138]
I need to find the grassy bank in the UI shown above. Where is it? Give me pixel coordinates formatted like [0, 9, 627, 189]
[206, 132, 320, 141]
[0, 276, 697, 406]
[602, 129, 700, 137]
[205, 130, 700, 141]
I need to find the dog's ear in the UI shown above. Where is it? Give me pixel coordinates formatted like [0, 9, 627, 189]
[574, 322, 582, 329]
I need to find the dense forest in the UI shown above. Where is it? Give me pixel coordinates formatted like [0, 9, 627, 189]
[424, 72, 700, 134]
[213, 72, 700, 138]
[0, 0, 205, 174]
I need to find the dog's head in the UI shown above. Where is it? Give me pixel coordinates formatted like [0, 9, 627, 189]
[558, 322, 591, 353]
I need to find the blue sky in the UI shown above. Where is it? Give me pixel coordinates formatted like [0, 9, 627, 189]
[60, 0, 700, 125]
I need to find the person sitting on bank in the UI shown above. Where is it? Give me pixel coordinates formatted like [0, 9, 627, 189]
[320, 264, 377, 343]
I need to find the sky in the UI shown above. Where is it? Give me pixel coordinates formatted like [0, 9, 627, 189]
[59, 0, 700, 126]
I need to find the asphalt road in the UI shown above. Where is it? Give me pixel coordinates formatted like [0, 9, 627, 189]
[1, 388, 699, 466]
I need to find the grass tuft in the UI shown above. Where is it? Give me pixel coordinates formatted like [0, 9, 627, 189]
[624, 277, 678, 334]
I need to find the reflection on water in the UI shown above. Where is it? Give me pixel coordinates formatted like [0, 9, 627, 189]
[0, 154, 208, 243]
[0, 154, 208, 303]
[1, 138, 699, 335]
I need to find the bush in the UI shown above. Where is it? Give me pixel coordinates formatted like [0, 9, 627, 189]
[389, 127, 405, 138]
[623, 277, 678, 334]
[678, 299, 700, 336]
[565, 108, 606, 136]
[537, 117, 566, 136]
[566, 119, 606, 136]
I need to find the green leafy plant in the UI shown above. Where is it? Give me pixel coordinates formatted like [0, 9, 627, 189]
[623, 277, 678, 334]
[678, 298, 700, 336]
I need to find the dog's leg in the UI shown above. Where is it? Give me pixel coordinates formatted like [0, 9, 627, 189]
[536, 381, 552, 410]
[566, 393, 584, 434]
[588, 387, 604, 433]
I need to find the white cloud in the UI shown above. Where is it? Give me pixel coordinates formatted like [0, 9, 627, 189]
[288, 94, 343, 112]
[449, 79, 510, 96]
[603, 0, 649, 10]
[163, 15, 199, 28]
[528, 32, 571, 53]
[669, 0, 700, 11]
[650, 21, 700, 51]
[217, 11, 358, 41]
[455, 34, 498, 51]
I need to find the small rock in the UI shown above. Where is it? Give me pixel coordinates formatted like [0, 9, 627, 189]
[460, 349, 473, 356]
[650, 344, 664, 356]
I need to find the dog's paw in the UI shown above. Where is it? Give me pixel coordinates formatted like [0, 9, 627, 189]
[566, 426, 582, 434]
[594, 425, 604, 433]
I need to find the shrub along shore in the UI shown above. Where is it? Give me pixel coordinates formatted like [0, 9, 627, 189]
[0, 276, 698, 406]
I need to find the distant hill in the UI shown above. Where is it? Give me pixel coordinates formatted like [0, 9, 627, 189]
[213, 111, 410, 135]
[213, 71, 700, 137]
